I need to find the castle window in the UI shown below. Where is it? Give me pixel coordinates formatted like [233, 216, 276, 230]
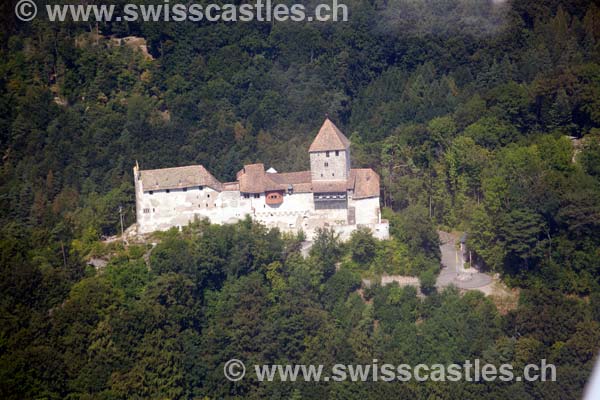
[332, 173, 335, 177]
[183, 188, 187, 192]
[326, 151, 330, 157]
[149, 191, 153, 195]
[254, 194, 260, 199]
[152, 208, 155, 212]
[324, 162, 329, 167]
[198, 186, 204, 190]
[207, 194, 210, 198]
[166, 189, 170, 193]
[335, 150, 339, 156]
[243, 194, 250, 199]
[143, 208, 150, 213]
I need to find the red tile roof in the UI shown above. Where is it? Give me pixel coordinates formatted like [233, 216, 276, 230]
[139, 164, 380, 199]
[269, 171, 312, 185]
[309, 118, 350, 152]
[312, 180, 348, 193]
[237, 163, 269, 193]
[222, 182, 240, 191]
[140, 165, 222, 191]
[237, 164, 313, 193]
[350, 169, 380, 199]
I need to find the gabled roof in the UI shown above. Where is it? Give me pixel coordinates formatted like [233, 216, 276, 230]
[310, 169, 380, 197]
[309, 118, 350, 153]
[312, 180, 348, 193]
[140, 165, 222, 191]
[237, 163, 269, 193]
[350, 169, 380, 199]
[269, 171, 312, 185]
[237, 164, 313, 193]
[222, 182, 240, 191]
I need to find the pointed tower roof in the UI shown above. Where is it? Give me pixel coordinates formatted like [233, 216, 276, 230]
[309, 118, 350, 152]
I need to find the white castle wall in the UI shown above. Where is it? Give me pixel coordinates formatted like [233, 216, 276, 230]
[135, 184, 248, 233]
[135, 179, 321, 235]
[333, 222, 389, 241]
[251, 192, 314, 231]
[350, 196, 381, 225]
[134, 170, 388, 240]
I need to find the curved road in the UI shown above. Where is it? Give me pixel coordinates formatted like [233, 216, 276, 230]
[436, 233, 492, 290]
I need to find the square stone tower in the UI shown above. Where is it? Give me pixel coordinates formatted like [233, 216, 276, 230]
[309, 118, 351, 181]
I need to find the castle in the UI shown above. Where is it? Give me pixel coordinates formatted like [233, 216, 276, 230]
[133, 118, 389, 240]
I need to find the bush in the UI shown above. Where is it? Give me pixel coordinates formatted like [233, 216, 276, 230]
[349, 227, 377, 265]
[419, 269, 437, 295]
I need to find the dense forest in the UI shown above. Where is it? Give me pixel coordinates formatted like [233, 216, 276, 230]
[1, 0, 600, 398]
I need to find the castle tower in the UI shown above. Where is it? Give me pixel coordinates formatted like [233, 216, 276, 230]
[309, 118, 351, 181]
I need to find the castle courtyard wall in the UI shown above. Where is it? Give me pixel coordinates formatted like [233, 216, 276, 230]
[135, 183, 388, 240]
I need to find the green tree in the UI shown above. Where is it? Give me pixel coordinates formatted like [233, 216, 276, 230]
[349, 227, 378, 265]
[310, 228, 343, 280]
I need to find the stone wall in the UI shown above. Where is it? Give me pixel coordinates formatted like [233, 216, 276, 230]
[136, 177, 318, 234]
[309, 149, 350, 180]
[302, 222, 389, 241]
[135, 185, 247, 233]
[134, 165, 388, 240]
[349, 196, 381, 225]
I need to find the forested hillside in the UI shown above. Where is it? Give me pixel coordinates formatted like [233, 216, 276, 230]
[1, 0, 600, 398]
